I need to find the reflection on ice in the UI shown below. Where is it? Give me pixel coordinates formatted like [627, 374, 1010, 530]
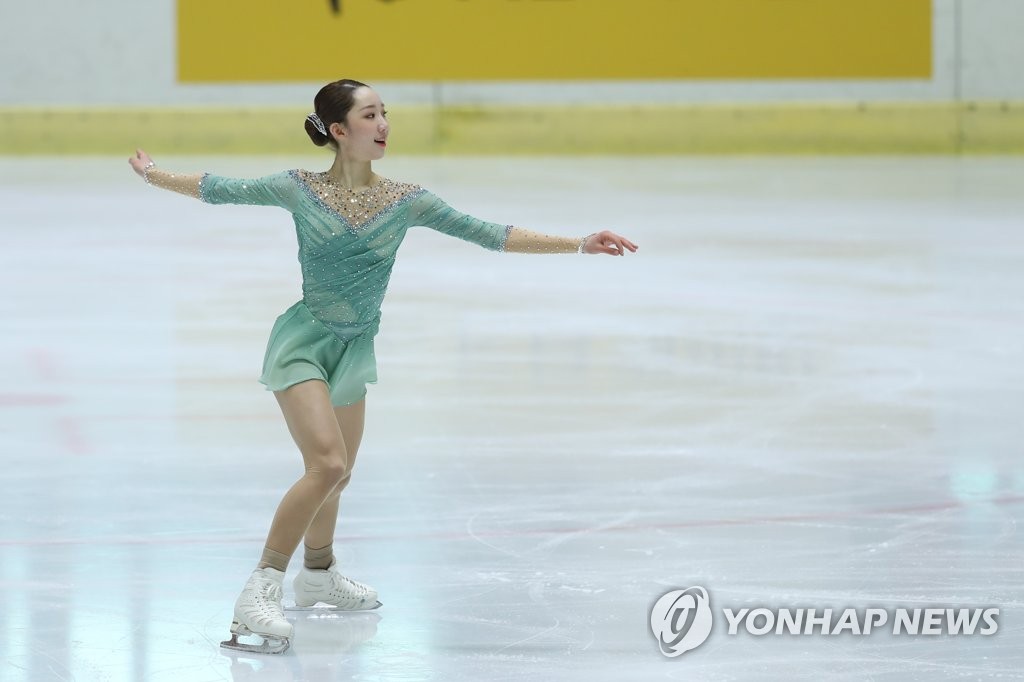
[1, 157, 1023, 680]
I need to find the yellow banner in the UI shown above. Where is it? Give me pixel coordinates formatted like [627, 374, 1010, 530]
[177, 0, 931, 82]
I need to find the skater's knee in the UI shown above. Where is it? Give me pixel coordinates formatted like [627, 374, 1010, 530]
[334, 470, 353, 494]
[300, 429, 349, 482]
[306, 455, 348, 489]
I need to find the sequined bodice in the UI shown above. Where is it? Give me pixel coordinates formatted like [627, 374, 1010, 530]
[280, 171, 426, 339]
[199, 169, 509, 343]
[289, 170, 421, 232]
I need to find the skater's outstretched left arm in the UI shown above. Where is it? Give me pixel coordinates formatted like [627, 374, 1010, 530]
[408, 190, 638, 256]
[505, 227, 639, 256]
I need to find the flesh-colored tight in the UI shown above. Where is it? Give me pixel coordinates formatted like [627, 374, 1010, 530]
[258, 380, 365, 570]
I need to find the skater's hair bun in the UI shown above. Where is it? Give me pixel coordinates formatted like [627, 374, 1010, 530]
[305, 79, 370, 148]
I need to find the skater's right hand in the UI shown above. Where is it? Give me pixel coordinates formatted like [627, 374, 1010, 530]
[128, 149, 155, 178]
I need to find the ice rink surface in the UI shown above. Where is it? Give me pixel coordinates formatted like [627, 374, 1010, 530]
[1, 156, 1023, 681]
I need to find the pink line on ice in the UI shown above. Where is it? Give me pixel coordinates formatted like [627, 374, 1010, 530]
[1, 494, 1022, 548]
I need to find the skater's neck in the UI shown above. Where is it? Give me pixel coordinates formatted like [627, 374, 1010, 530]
[327, 157, 376, 191]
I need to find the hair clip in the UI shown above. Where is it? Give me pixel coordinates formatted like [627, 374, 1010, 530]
[306, 113, 327, 136]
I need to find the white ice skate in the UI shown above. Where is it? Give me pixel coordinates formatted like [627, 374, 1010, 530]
[221, 567, 294, 655]
[289, 560, 382, 611]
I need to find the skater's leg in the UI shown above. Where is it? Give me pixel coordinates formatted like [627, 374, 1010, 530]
[290, 398, 380, 610]
[222, 380, 348, 654]
[303, 399, 366, 560]
[262, 380, 351, 565]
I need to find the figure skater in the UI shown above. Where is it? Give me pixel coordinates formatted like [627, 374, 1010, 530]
[128, 78, 638, 654]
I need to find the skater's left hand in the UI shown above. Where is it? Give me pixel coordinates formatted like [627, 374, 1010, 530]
[582, 230, 638, 256]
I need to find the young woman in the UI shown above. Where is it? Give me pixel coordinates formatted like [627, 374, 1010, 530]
[129, 78, 638, 654]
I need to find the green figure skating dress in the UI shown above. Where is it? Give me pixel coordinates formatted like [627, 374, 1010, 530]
[199, 170, 510, 406]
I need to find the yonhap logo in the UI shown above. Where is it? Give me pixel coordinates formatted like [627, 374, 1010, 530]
[649, 586, 714, 657]
[650, 585, 1000, 659]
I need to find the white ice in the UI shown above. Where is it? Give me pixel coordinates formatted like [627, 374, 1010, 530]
[1, 156, 1023, 681]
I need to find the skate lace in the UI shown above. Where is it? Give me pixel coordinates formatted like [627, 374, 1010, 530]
[333, 569, 370, 593]
[329, 572, 371, 599]
[251, 580, 285, 621]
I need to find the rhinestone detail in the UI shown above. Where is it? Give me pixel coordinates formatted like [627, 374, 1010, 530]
[289, 170, 425, 233]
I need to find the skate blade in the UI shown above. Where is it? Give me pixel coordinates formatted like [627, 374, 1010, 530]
[220, 623, 291, 655]
[286, 599, 382, 612]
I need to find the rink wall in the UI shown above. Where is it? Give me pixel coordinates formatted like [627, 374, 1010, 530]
[3, 103, 1021, 156]
[1, 0, 1022, 154]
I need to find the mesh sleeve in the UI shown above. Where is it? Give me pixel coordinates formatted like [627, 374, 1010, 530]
[408, 191, 511, 252]
[503, 227, 585, 254]
[198, 171, 299, 210]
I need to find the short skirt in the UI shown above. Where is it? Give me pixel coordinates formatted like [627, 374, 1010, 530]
[258, 300, 378, 406]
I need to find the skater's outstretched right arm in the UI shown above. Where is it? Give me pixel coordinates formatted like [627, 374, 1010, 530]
[128, 149, 298, 209]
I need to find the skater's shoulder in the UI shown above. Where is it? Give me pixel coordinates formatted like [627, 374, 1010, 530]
[374, 177, 430, 206]
[378, 176, 426, 195]
[286, 168, 321, 185]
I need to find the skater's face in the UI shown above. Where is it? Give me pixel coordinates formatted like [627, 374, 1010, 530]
[330, 87, 389, 161]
